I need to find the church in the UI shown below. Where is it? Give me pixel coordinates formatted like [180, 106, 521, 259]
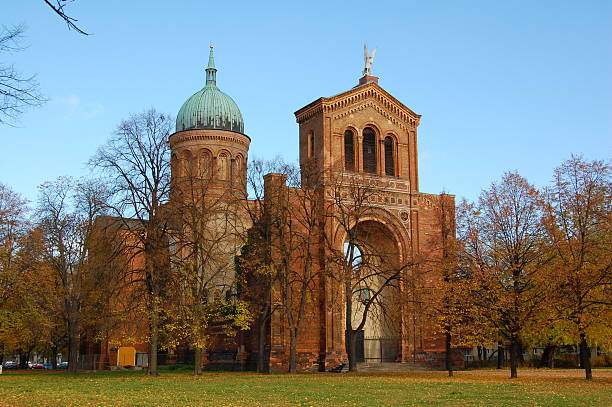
[89, 45, 457, 372]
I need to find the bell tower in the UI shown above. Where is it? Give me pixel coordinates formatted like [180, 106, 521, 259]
[294, 50, 421, 191]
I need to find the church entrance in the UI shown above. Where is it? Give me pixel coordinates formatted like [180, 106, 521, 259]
[347, 219, 402, 363]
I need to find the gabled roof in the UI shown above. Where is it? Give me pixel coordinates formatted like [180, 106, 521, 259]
[294, 81, 421, 129]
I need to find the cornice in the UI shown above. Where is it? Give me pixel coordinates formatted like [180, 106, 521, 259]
[169, 129, 251, 149]
[294, 82, 421, 128]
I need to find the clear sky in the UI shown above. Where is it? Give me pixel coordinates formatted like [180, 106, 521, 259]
[2, 0, 611, 204]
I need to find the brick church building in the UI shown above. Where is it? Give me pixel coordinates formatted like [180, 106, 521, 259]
[87, 45, 457, 372]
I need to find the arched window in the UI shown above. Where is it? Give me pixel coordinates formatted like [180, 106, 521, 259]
[197, 149, 212, 179]
[235, 155, 242, 173]
[179, 150, 192, 177]
[307, 131, 314, 158]
[384, 136, 395, 176]
[362, 127, 377, 174]
[217, 152, 229, 181]
[171, 153, 178, 178]
[235, 154, 244, 181]
[344, 130, 355, 171]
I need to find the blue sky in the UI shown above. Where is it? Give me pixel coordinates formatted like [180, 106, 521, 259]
[2, 0, 611, 204]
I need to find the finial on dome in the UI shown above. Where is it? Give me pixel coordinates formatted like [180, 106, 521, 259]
[206, 41, 217, 86]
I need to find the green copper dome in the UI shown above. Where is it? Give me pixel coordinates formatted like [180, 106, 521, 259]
[176, 46, 244, 133]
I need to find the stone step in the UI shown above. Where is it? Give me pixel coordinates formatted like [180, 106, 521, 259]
[357, 362, 428, 372]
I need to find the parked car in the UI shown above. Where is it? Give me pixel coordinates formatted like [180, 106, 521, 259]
[2, 361, 18, 369]
[43, 363, 53, 369]
[30, 362, 45, 369]
[57, 361, 68, 369]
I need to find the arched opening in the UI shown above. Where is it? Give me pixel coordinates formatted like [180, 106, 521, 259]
[179, 150, 192, 178]
[197, 149, 212, 180]
[235, 154, 244, 179]
[362, 127, 377, 174]
[344, 220, 401, 363]
[217, 152, 229, 181]
[344, 129, 355, 171]
[171, 153, 178, 179]
[384, 136, 395, 176]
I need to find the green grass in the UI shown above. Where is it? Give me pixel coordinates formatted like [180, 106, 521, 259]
[0, 369, 610, 407]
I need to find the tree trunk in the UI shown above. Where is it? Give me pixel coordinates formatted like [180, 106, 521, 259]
[257, 307, 269, 373]
[579, 333, 592, 380]
[496, 341, 504, 369]
[518, 341, 525, 365]
[288, 328, 297, 373]
[18, 350, 27, 369]
[509, 339, 519, 379]
[445, 330, 453, 376]
[148, 310, 159, 376]
[347, 330, 357, 372]
[539, 345, 556, 368]
[51, 345, 58, 369]
[194, 347, 202, 375]
[67, 314, 79, 374]
[345, 277, 357, 372]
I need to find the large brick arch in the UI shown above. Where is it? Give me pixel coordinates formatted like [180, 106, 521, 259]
[331, 206, 411, 266]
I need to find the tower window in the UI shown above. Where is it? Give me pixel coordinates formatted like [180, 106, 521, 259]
[384, 136, 395, 176]
[307, 131, 314, 158]
[362, 127, 376, 174]
[344, 130, 355, 171]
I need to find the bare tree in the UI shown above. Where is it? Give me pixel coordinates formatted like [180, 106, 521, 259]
[43, 0, 89, 35]
[543, 156, 611, 380]
[168, 150, 249, 375]
[90, 109, 172, 376]
[238, 157, 285, 373]
[260, 161, 324, 373]
[0, 25, 45, 125]
[324, 172, 413, 372]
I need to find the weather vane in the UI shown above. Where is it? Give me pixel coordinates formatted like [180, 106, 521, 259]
[363, 44, 377, 76]
[210, 40, 214, 49]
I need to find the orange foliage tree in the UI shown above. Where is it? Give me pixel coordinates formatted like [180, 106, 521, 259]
[458, 172, 549, 378]
[542, 156, 611, 380]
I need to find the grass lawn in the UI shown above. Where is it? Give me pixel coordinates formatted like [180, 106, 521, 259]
[0, 369, 610, 407]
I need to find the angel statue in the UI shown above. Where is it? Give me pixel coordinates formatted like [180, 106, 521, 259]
[363, 44, 377, 76]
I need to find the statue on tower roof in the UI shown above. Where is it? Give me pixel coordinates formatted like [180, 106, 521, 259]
[363, 44, 377, 76]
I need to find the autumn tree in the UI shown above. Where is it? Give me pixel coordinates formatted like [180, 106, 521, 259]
[426, 192, 465, 377]
[460, 172, 548, 378]
[90, 109, 172, 376]
[542, 156, 611, 380]
[0, 183, 30, 363]
[36, 177, 109, 373]
[0, 183, 28, 304]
